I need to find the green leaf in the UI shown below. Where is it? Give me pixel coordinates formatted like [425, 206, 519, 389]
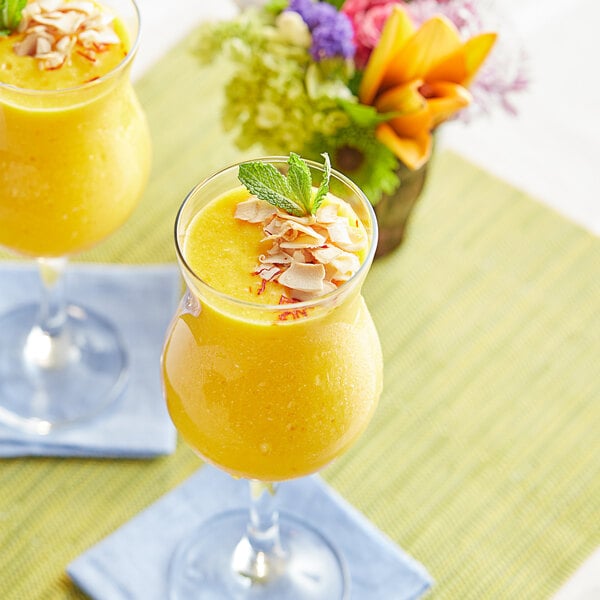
[0, 0, 26, 33]
[338, 99, 399, 127]
[287, 152, 312, 213]
[312, 153, 331, 213]
[238, 154, 332, 217]
[238, 162, 304, 217]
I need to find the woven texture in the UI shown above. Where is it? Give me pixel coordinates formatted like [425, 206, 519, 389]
[1, 33, 599, 599]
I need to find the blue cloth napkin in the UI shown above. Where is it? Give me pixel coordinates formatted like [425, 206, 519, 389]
[68, 465, 433, 599]
[0, 262, 180, 458]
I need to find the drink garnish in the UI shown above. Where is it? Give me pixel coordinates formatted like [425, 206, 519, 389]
[238, 152, 331, 218]
[0, 0, 26, 35]
[236, 153, 367, 302]
[11, 0, 121, 70]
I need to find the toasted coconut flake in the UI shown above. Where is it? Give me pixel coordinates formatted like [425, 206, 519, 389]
[259, 251, 293, 265]
[234, 198, 277, 224]
[279, 235, 326, 250]
[12, 0, 121, 70]
[79, 27, 120, 46]
[325, 219, 353, 245]
[265, 220, 326, 248]
[285, 221, 325, 242]
[292, 250, 310, 264]
[310, 245, 343, 264]
[34, 11, 85, 34]
[56, 34, 73, 53]
[315, 204, 339, 223]
[291, 280, 338, 302]
[255, 265, 281, 281]
[278, 262, 325, 292]
[39, 0, 62, 10]
[334, 226, 368, 253]
[35, 36, 52, 54]
[64, 1, 96, 14]
[274, 209, 316, 226]
[235, 194, 366, 300]
[41, 51, 66, 69]
[14, 33, 38, 55]
[328, 252, 361, 282]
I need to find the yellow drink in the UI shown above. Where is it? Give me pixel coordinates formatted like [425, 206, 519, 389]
[0, 0, 150, 257]
[162, 168, 383, 482]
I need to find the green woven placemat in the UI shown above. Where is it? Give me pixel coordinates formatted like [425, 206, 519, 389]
[1, 32, 599, 599]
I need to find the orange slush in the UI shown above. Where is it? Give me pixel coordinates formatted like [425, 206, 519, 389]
[0, 3, 150, 257]
[162, 188, 383, 482]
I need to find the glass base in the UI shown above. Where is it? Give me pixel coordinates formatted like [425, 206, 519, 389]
[0, 303, 128, 435]
[168, 510, 350, 600]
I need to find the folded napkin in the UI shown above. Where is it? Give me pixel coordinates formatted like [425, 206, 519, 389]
[0, 262, 180, 458]
[68, 465, 433, 599]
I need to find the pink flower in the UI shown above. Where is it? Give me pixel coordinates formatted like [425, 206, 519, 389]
[341, 0, 407, 68]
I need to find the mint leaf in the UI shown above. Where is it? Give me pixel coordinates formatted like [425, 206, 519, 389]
[0, 0, 27, 34]
[287, 152, 312, 213]
[238, 153, 331, 217]
[312, 153, 331, 213]
[238, 162, 304, 217]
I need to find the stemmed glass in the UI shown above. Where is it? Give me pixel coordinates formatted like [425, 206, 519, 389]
[0, 0, 151, 434]
[161, 158, 383, 598]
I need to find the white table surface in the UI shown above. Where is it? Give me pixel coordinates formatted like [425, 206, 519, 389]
[134, 2, 600, 598]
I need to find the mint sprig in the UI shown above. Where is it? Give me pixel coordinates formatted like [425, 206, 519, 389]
[0, 0, 27, 36]
[238, 153, 331, 217]
[287, 152, 312, 212]
[312, 152, 331, 213]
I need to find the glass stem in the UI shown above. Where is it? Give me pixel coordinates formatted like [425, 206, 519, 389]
[232, 481, 284, 583]
[37, 257, 68, 335]
[23, 257, 73, 369]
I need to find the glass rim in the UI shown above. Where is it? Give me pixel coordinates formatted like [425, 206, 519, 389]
[0, 0, 141, 96]
[174, 155, 379, 312]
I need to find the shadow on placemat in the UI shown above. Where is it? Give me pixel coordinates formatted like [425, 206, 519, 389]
[0, 25, 599, 600]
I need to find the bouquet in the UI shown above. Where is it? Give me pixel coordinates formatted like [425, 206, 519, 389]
[197, 0, 526, 205]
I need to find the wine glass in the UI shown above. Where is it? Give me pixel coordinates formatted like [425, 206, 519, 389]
[0, 0, 151, 434]
[161, 157, 383, 598]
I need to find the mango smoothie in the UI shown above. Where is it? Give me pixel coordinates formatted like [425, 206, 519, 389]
[0, 0, 150, 257]
[162, 178, 383, 482]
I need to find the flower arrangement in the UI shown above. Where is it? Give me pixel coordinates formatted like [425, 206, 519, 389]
[197, 0, 526, 205]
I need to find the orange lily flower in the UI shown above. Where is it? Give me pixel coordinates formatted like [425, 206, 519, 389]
[358, 5, 497, 170]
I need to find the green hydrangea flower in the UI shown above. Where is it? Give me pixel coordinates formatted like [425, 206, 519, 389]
[193, 6, 402, 206]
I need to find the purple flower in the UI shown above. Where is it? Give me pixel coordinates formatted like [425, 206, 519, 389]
[310, 20, 355, 60]
[286, 0, 355, 61]
[287, 0, 332, 29]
